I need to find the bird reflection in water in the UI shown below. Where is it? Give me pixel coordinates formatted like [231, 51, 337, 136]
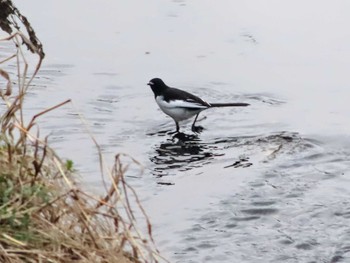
[150, 132, 218, 176]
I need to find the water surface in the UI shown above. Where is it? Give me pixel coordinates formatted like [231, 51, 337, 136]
[6, 1, 350, 262]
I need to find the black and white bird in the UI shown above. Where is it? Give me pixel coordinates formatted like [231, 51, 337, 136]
[147, 78, 249, 133]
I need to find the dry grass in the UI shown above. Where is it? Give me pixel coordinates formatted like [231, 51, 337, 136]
[0, 2, 164, 262]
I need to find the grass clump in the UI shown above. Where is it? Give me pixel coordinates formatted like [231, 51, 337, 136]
[0, 1, 163, 262]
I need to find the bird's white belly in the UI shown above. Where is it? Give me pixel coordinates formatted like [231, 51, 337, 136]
[160, 106, 201, 121]
[156, 96, 204, 122]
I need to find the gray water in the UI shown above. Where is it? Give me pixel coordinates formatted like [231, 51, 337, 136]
[5, 0, 350, 262]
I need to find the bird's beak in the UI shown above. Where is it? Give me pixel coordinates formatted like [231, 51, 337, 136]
[147, 81, 153, 86]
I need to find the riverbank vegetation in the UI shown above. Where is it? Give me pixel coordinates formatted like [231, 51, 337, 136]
[0, 1, 161, 262]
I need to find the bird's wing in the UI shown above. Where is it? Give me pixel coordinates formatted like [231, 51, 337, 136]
[165, 88, 210, 108]
[166, 99, 208, 109]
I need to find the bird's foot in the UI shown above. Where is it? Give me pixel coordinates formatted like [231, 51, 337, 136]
[173, 132, 198, 141]
[167, 130, 179, 135]
[192, 125, 204, 133]
[172, 132, 186, 140]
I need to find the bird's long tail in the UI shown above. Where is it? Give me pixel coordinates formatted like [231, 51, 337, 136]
[209, 102, 249, 107]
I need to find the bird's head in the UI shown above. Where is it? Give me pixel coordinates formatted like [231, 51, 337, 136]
[147, 78, 168, 97]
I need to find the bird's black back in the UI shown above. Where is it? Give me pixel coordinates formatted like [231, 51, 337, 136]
[148, 78, 210, 108]
[163, 87, 210, 107]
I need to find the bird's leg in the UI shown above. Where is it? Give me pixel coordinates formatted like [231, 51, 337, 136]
[175, 121, 180, 133]
[191, 113, 204, 133]
[168, 120, 180, 134]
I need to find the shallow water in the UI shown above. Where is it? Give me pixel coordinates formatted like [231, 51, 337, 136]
[5, 0, 350, 262]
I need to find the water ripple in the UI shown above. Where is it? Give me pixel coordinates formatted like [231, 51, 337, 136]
[163, 132, 350, 262]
